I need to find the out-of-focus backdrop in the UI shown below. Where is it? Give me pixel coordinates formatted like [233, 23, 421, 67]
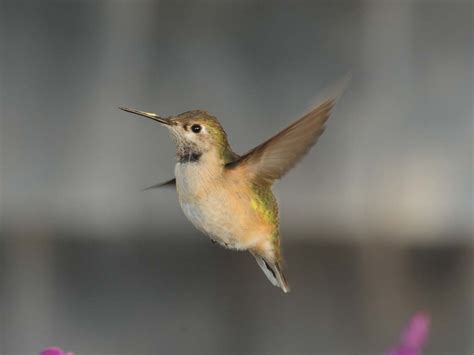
[1, 1, 472, 354]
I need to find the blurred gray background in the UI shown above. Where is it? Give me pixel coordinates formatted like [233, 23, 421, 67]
[1, 0, 472, 354]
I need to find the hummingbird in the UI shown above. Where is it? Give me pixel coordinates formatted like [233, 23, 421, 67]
[120, 86, 343, 293]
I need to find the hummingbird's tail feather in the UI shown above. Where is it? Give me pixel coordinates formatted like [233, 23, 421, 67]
[252, 253, 291, 293]
[142, 178, 176, 191]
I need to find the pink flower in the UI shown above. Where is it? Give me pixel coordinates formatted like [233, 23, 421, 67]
[40, 347, 73, 355]
[384, 312, 431, 355]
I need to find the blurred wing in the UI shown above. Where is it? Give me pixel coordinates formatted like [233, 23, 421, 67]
[143, 178, 176, 190]
[226, 99, 336, 185]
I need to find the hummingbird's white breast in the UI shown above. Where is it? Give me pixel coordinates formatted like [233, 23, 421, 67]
[174, 158, 239, 248]
[173, 154, 273, 253]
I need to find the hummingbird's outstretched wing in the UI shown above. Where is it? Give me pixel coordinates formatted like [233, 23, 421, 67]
[226, 98, 337, 185]
[143, 178, 176, 190]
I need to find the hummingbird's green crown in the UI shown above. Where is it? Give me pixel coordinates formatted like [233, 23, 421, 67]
[173, 110, 225, 139]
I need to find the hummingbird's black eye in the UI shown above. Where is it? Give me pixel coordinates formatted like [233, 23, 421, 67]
[191, 124, 202, 133]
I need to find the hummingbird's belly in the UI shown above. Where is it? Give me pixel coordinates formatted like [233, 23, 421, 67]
[180, 199, 241, 248]
[176, 191, 260, 250]
[175, 162, 276, 251]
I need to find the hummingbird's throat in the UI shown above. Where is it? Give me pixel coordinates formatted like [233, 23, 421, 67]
[178, 150, 202, 163]
[176, 143, 202, 163]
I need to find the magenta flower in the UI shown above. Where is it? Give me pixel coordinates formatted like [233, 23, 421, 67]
[384, 312, 431, 355]
[40, 347, 73, 355]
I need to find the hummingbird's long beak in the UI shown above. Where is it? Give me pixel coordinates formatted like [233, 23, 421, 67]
[119, 107, 173, 125]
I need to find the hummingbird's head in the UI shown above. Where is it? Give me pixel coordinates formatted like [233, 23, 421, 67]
[120, 107, 235, 163]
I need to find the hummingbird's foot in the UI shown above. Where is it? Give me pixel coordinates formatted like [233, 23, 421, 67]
[210, 239, 229, 248]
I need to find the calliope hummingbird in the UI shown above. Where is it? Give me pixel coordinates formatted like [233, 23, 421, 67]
[121, 81, 345, 293]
